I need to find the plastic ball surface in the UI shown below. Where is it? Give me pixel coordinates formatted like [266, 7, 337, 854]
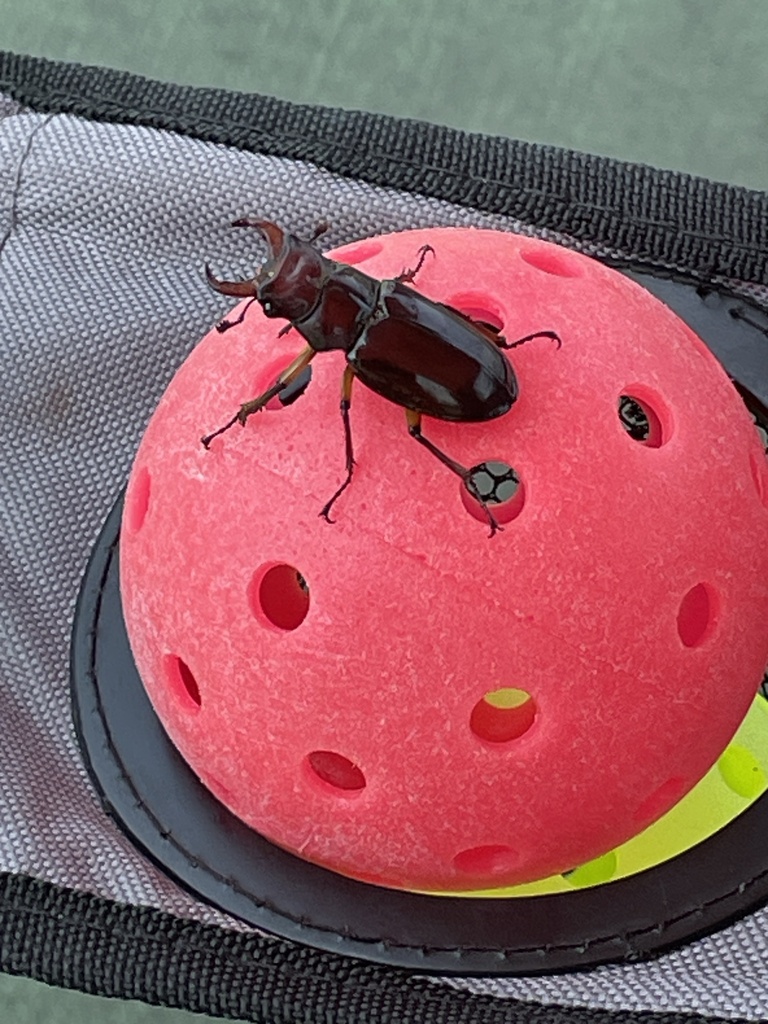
[120, 227, 768, 891]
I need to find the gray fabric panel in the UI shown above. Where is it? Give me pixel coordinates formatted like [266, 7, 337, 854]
[1, 103, 767, 1021]
[446, 918, 768, 1019]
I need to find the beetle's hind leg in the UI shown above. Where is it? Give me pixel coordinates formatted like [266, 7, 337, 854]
[405, 410, 501, 538]
[395, 244, 435, 285]
[319, 365, 357, 523]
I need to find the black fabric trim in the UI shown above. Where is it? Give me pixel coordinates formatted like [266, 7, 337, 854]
[2, 50, 768, 286]
[0, 873, 751, 1024]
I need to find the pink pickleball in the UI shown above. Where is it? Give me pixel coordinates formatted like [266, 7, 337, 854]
[120, 227, 768, 891]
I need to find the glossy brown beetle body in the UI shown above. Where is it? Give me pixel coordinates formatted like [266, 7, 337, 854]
[202, 219, 560, 535]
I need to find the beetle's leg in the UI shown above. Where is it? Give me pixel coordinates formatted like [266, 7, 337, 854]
[319, 365, 357, 523]
[405, 410, 501, 538]
[395, 244, 435, 285]
[215, 296, 259, 333]
[201, 345, 315, 449]
[495, 330, 562, 351]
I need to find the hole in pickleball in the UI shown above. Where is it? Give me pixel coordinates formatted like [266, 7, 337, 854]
[307, 751, 366, 792]
[519, 248, 582, 277]
[677, 582, 717, 648]
[252, 356, 312, 411]
[125, 466, 151, 534]
[562, 850, 619, 888]
[164, 654, 202, 711]
[453, 844, 520, 879]
[335, 240, 383, 265]
[633, 777, 687, 828]
[718, 745, 767, 799]
[461, 461, 525, 525]
[250, 564, 310, 631]
[470, 688, 536, 743]
[618, 388, 669, 447]
[443, 292, 505, 333]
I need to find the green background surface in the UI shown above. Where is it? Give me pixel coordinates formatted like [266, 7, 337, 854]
[2, 1, 768, 1021]
[3, 0, 768, 190]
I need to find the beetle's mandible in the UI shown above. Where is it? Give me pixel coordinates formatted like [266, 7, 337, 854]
[201, 219, 561, 536]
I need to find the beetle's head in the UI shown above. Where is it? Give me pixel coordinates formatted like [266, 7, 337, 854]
[206, 219, 325, 325]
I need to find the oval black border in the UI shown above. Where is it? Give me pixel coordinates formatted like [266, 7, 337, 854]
[72, 252, 768, 974]
[71, 495, 768, 975]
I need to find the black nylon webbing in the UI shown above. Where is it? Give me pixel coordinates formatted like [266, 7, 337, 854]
[1, 50, 767, 286]
[0, 874, 749, 1024]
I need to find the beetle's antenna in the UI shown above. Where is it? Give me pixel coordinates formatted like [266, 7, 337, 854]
[309, 220, 330, 244]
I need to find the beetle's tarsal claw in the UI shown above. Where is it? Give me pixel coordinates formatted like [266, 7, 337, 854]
[465, 476, 502, 538]
[487, 518, 504, 539]
[482, 508, 503, 538]
[200, 410, 242, 448]
[318, 475, 353, 524]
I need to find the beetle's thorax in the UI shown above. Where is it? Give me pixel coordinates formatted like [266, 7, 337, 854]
[286, 260, 382, 354]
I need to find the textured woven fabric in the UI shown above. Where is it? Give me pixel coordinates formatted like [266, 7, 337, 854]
[1, 99, 768, 1021]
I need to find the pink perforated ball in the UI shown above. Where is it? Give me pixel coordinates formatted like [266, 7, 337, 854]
[120, 228, 768, 891]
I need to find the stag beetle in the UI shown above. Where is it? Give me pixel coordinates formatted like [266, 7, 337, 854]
[201, 220, 561, 535]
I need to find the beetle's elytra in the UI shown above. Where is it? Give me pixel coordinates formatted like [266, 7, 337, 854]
[201, 220, 561, 535]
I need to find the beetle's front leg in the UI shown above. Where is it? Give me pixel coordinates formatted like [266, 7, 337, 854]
[215, 296, 259, 333]
[405, 410, 502, 538]
[200, 345, 315, 449]
[319, 365, 357, 523]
